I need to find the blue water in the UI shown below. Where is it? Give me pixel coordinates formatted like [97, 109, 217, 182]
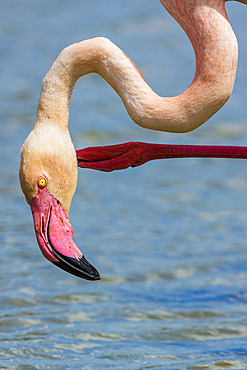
[1, 0, 247, 368]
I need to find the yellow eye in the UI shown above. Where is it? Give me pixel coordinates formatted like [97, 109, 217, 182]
[38, 177, 47, 188]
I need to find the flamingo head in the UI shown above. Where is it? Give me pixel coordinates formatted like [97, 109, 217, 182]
[19, 123, 100, 280]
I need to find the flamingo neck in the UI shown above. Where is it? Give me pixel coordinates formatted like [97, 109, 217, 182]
[162, 1, 238, 97]
[36, 0, 238, 133]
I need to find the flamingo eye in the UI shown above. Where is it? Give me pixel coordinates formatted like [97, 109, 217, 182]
[38, 177, 47, 188]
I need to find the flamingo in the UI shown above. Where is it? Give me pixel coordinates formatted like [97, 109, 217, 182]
[19, 0, 246, 280]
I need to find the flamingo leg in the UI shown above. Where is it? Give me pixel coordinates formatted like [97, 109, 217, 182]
[76, 142, 247, 172]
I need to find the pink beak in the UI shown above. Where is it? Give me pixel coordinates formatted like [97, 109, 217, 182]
[30, 187, 100, 280]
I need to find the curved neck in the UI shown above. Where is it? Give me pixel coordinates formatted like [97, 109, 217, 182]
[162, 0, 237, 84]
[36, 0, 238, 133]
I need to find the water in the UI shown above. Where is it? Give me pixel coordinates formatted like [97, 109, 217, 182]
[1, 0, 247, 368]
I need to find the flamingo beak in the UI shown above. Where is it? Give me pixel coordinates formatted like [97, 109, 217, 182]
[30, 187, 100, 280]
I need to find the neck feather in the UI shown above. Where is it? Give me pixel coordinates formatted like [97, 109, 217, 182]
[36, 0, 238, 133]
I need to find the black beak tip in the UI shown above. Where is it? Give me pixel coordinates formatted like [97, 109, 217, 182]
[46, 211, 100, 281]
[53, 254, 101, 281]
